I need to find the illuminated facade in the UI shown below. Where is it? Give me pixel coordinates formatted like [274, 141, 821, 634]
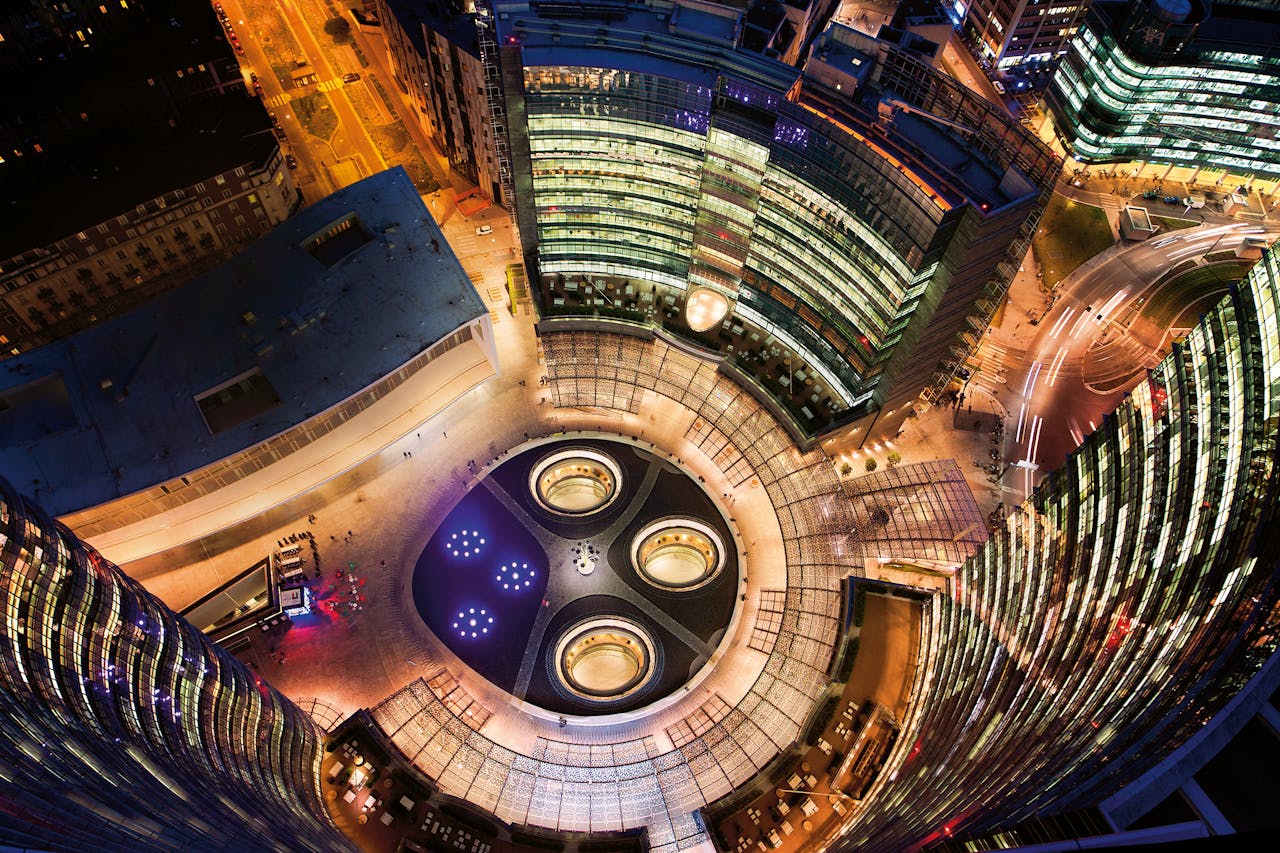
[376, 0, 510, 206]
[845, 250, 1280, 848]
[961, 0, 1092, 69]
[1047, 0, 1280, 179]
[413, 245, 1280, 849]
[496, 2, 1057, 441]
[0, 477, 350, 850]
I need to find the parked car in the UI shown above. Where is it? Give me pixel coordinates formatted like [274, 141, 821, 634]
[475, 224, 493, 236]
[1162, 195, 1181, 205]
[273, 126, 287, 141]
[285, 153, 298, 170]
[1142, 190, 1159, 200]
[342, 73, 361, 83]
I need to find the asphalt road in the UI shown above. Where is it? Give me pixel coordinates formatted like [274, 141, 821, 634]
[223, 0, 385, 200]
[995, 218, 1278, 502]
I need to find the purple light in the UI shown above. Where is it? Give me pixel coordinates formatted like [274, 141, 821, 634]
[497, 561, 534, 591]
[773, 118, 809, 149]
[452, 607, 494, 638]
[447, 529, 485, 559]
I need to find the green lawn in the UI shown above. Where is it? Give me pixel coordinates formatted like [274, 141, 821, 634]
[369, 124, 439, 193]
[1031, 195, 1114, 291]
[371, 124, 411, 155]
[240, 0, 306, 89]
[399, 154, 441, 193]
[1151, 214, 1200, 234]
[291, 91, 337, 141]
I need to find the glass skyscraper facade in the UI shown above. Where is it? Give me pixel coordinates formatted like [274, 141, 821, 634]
[511, 246, 1280, 849]
[844, 249, 1280, 848]
[496, 2, 1057, 441]
[1047, 0, 1280, 179]
[0, 477, 350, 851]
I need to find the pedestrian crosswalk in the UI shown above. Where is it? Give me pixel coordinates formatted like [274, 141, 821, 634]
[265, 78, 344, 106]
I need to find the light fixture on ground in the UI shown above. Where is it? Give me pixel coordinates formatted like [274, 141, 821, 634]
[530, 448, 622, 516]
[496, 562, 535, 590]
[631, 518, 725, 592]
[553, 617, 657, 703]
[447, 529, 485, 558]
[453, 608, 494, 639]
[684, 287, 730, 332]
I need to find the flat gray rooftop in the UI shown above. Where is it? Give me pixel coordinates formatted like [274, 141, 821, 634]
[0, 167, 485, 516]
[498, 0, 798, 93]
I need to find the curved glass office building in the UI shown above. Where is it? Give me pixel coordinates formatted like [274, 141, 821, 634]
[520, 253, 1280, 852]
[0, 478, 349, 851]
[1047, 0, 1280, 179]
[844, 248, 1280, 849]
[494, 2, 1058, 441]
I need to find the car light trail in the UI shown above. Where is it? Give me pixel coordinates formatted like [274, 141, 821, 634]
[1022, 362, 1043, 397]
[1027, 416, 1044, 465]
[1046, 347, 1069, 387]
[1049, 307, 1075, 339]
[1095, 290, 1127, 323]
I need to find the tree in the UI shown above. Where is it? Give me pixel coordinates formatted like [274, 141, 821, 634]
[839, 462, 852, 476]
[324, 17, 351, 43]
[864, 458, 877, 472]
[886, 450, 902, 467]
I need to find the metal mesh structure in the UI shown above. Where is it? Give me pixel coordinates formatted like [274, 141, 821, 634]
[370, 329, 863, 851]
[845, 459, 990, 564]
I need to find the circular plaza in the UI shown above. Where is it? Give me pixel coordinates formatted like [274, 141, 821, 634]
[411, 438, 739, 715]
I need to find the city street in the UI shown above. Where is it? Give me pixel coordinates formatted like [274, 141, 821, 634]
[222, 0, 411, 202]
[978, 218, 1279, 504]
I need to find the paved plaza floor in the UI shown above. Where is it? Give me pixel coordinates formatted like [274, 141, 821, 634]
[118, 209, 1000, 724]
